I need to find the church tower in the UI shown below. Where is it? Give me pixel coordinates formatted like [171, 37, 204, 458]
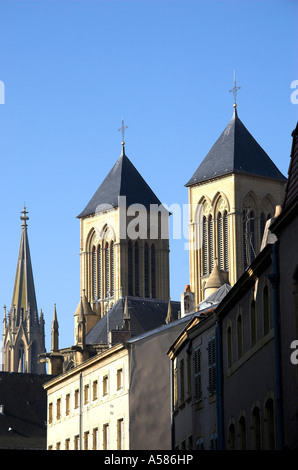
[76, 125, 170, 332]
[186, 90, 287, 306]
[2, 207, 46, 373]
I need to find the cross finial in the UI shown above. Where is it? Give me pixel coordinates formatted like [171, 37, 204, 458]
[20, 205, 29, 228]
[229, 70, 241, 108]
[118, 118, 128, 147]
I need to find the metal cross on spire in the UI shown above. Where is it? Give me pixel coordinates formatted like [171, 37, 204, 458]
[229, 70, 241, 108]
[118, 118, 128, 147]
[20, 205, 29, 228]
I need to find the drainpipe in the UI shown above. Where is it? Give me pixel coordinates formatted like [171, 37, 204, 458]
[268, 240, 283, 450]
[79, 372, 83, 450]
[215, 317, 224, 450]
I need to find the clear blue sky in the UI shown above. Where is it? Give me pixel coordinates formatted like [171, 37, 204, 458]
[0, 0, 297, 351]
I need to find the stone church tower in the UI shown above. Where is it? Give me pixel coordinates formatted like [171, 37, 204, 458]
[2, 207, 46, 373]
[76, 138, 170, 333]
[186, 104, 287, 306]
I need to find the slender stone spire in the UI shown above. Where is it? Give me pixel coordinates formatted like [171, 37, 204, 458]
[51, 304, 59, 352]
[10, 206, 38, 323]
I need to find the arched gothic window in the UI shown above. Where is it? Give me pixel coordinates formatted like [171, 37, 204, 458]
[217, 210, 229, 271]
[18, 342, 25, 373]
[243, 209, 256, 269]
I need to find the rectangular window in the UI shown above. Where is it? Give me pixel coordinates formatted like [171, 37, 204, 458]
[65, 438, 70, 450]
[74, 389, 79, 409]
[93, 427, 99, 450]
[49, 402, 53, 424]
[84, 431, 89, 450]
[103, 423, 109, 450]
[117, 368, 123, 391]
[84, 384, 89, 404]
[117, 418, 124, 450]
[194, 347, 202, 403]
[103, 375, 109, 396]
[56, 398, 61, 420]
[174, 360, 178, 408]
[208, 336, 216, 396]
[74, 435, 79, 450]
[93, 380, 98, 400]
[65, 393, 70, 416]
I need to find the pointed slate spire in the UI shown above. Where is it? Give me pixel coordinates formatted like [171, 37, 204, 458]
[77, 145, 163, 218]
[10, 207, 38, 324]
[185, 109, 286, 187]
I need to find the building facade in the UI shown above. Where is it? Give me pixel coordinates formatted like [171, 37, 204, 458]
[44, 316, 190, 450]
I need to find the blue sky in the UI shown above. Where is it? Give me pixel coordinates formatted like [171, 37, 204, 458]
[0, 0, 297, 351]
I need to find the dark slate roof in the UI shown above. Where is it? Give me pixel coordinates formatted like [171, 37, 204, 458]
[78, 147, 163, 218]
[86, 296, 180, 345]
[283, 122, 298, 209]
[185, 108, 286, 186]
[0, 372, 53, 450]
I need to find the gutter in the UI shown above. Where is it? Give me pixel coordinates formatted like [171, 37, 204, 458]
[267, 240, 284, 450]
[215, 318, 224, 450]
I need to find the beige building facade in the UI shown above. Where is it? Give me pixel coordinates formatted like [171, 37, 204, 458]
[45, 343, 129, 450]
[186, 107, 286, 306]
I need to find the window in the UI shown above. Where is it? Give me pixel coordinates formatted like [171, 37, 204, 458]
[103, 375, 109, 396]
[93, 380, 98, 400]
[93, 427, 99, 450]
[49, 402, 53, 424]
[208, 215, 214, 273]
[117, 418, 124, 450]
[65, 393, 70, 416]
[194, 347, 202, 403]
[84, 431, 89, 450]
[74, 389, 79, 409]
[117, 369, 123, 391]
[65, 438, 70, 450]
[84, 384, 89, 404]
[92, 245, 97, 301]
[243, 209, 255, 269]
[74, 435, 79, 450]
[103, 423, 109, 450]
[56, 398, 61, 420]
[202, 216, 208, 275]
[208, 337, 216, 396]
[174, 360, 178, 408]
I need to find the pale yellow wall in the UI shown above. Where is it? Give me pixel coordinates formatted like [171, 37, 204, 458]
[45, 345, 129, 450]
[188, 173, 286, 305]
